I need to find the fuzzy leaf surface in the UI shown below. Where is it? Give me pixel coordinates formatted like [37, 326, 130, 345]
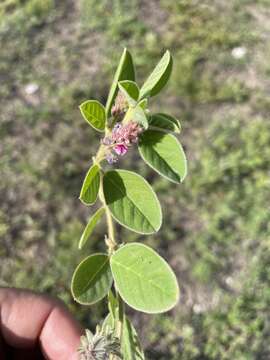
[71, 254, 112, 305]
[129, 105, 148, 129]
[139, 50, 172, 99]
[106, 48, 135, 117]
[78, 207, 105, 250]
[118, 80, 139, 106]
[103, 170, 162, 234]
[79, 164, 100, 205]
[110, 243, 180, 313]
[79, 100, 106, 132]
[139, 130, 187, 183]
[149, 113, 181, 133]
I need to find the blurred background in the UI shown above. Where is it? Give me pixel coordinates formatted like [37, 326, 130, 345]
[1, 0, 270, 359]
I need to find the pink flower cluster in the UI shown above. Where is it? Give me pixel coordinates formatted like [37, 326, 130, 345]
[102, 122, 143, 164]
[111, 91, 128, 119]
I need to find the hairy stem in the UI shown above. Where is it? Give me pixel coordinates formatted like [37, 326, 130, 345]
[98, 170, 117, 254]
[96, 157, 124, 358]
[105, 205, 116, 252]
[102, 194, 125, 354]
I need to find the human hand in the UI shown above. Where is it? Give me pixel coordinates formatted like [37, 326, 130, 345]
[0, 288, 82, 359]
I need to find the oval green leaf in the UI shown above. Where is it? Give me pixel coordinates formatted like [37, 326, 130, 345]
[78, 207, 105, 250]
[132, 105, 148, 129]
[110, 243, 180, 313]
[103, 170, 162, 234]
[79, 164, 100, 205]
[139, 50, 173, 99]
[138, 130, 187, 183]
[118, 80, 139, 106]
[106, 48, 135, 117]
[79, 100, 106, 132]
[71, 254, 113, 305]
[149, 113, 181, 133]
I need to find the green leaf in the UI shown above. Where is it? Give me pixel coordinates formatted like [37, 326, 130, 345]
[79, 164, 100, 205]
[103, 170, 162, 234]
[71, 254, 113, 305]
[110, 243, 180, 313]
[78, 207, 105, 250]
[102, 314, 145, 360]
[139, 50, 172, 99]
[122, 316, 145, 360]
[128, 104, 148, 129]
[108, 290, 119, 319]
[138, 130, 187, 183]
[79, 100, 106, 132]
[138, 98, 148, 110]
[102, 313, 114, 333]
[149, 113, 181, 133]
[118, 80, 139, 106]
[106, 48, 135, 117]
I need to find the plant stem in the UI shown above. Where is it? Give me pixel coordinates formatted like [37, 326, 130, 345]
[101, 193, 124, 339]
[96, 158, 124, 358]
[94, 132, 126, 358]
[105, 206, 117, 254]
[98, 169, 117, 254]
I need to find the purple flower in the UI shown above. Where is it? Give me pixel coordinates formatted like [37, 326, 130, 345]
[102, 137, 113, 146]
[111, 122, 143, 145]
[111, 91, 128, 118]
[114, 144, 128, 156]
[112, 123, 122, 131]
[106, 153, 118, 164]
[102, 121, 143, 164]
